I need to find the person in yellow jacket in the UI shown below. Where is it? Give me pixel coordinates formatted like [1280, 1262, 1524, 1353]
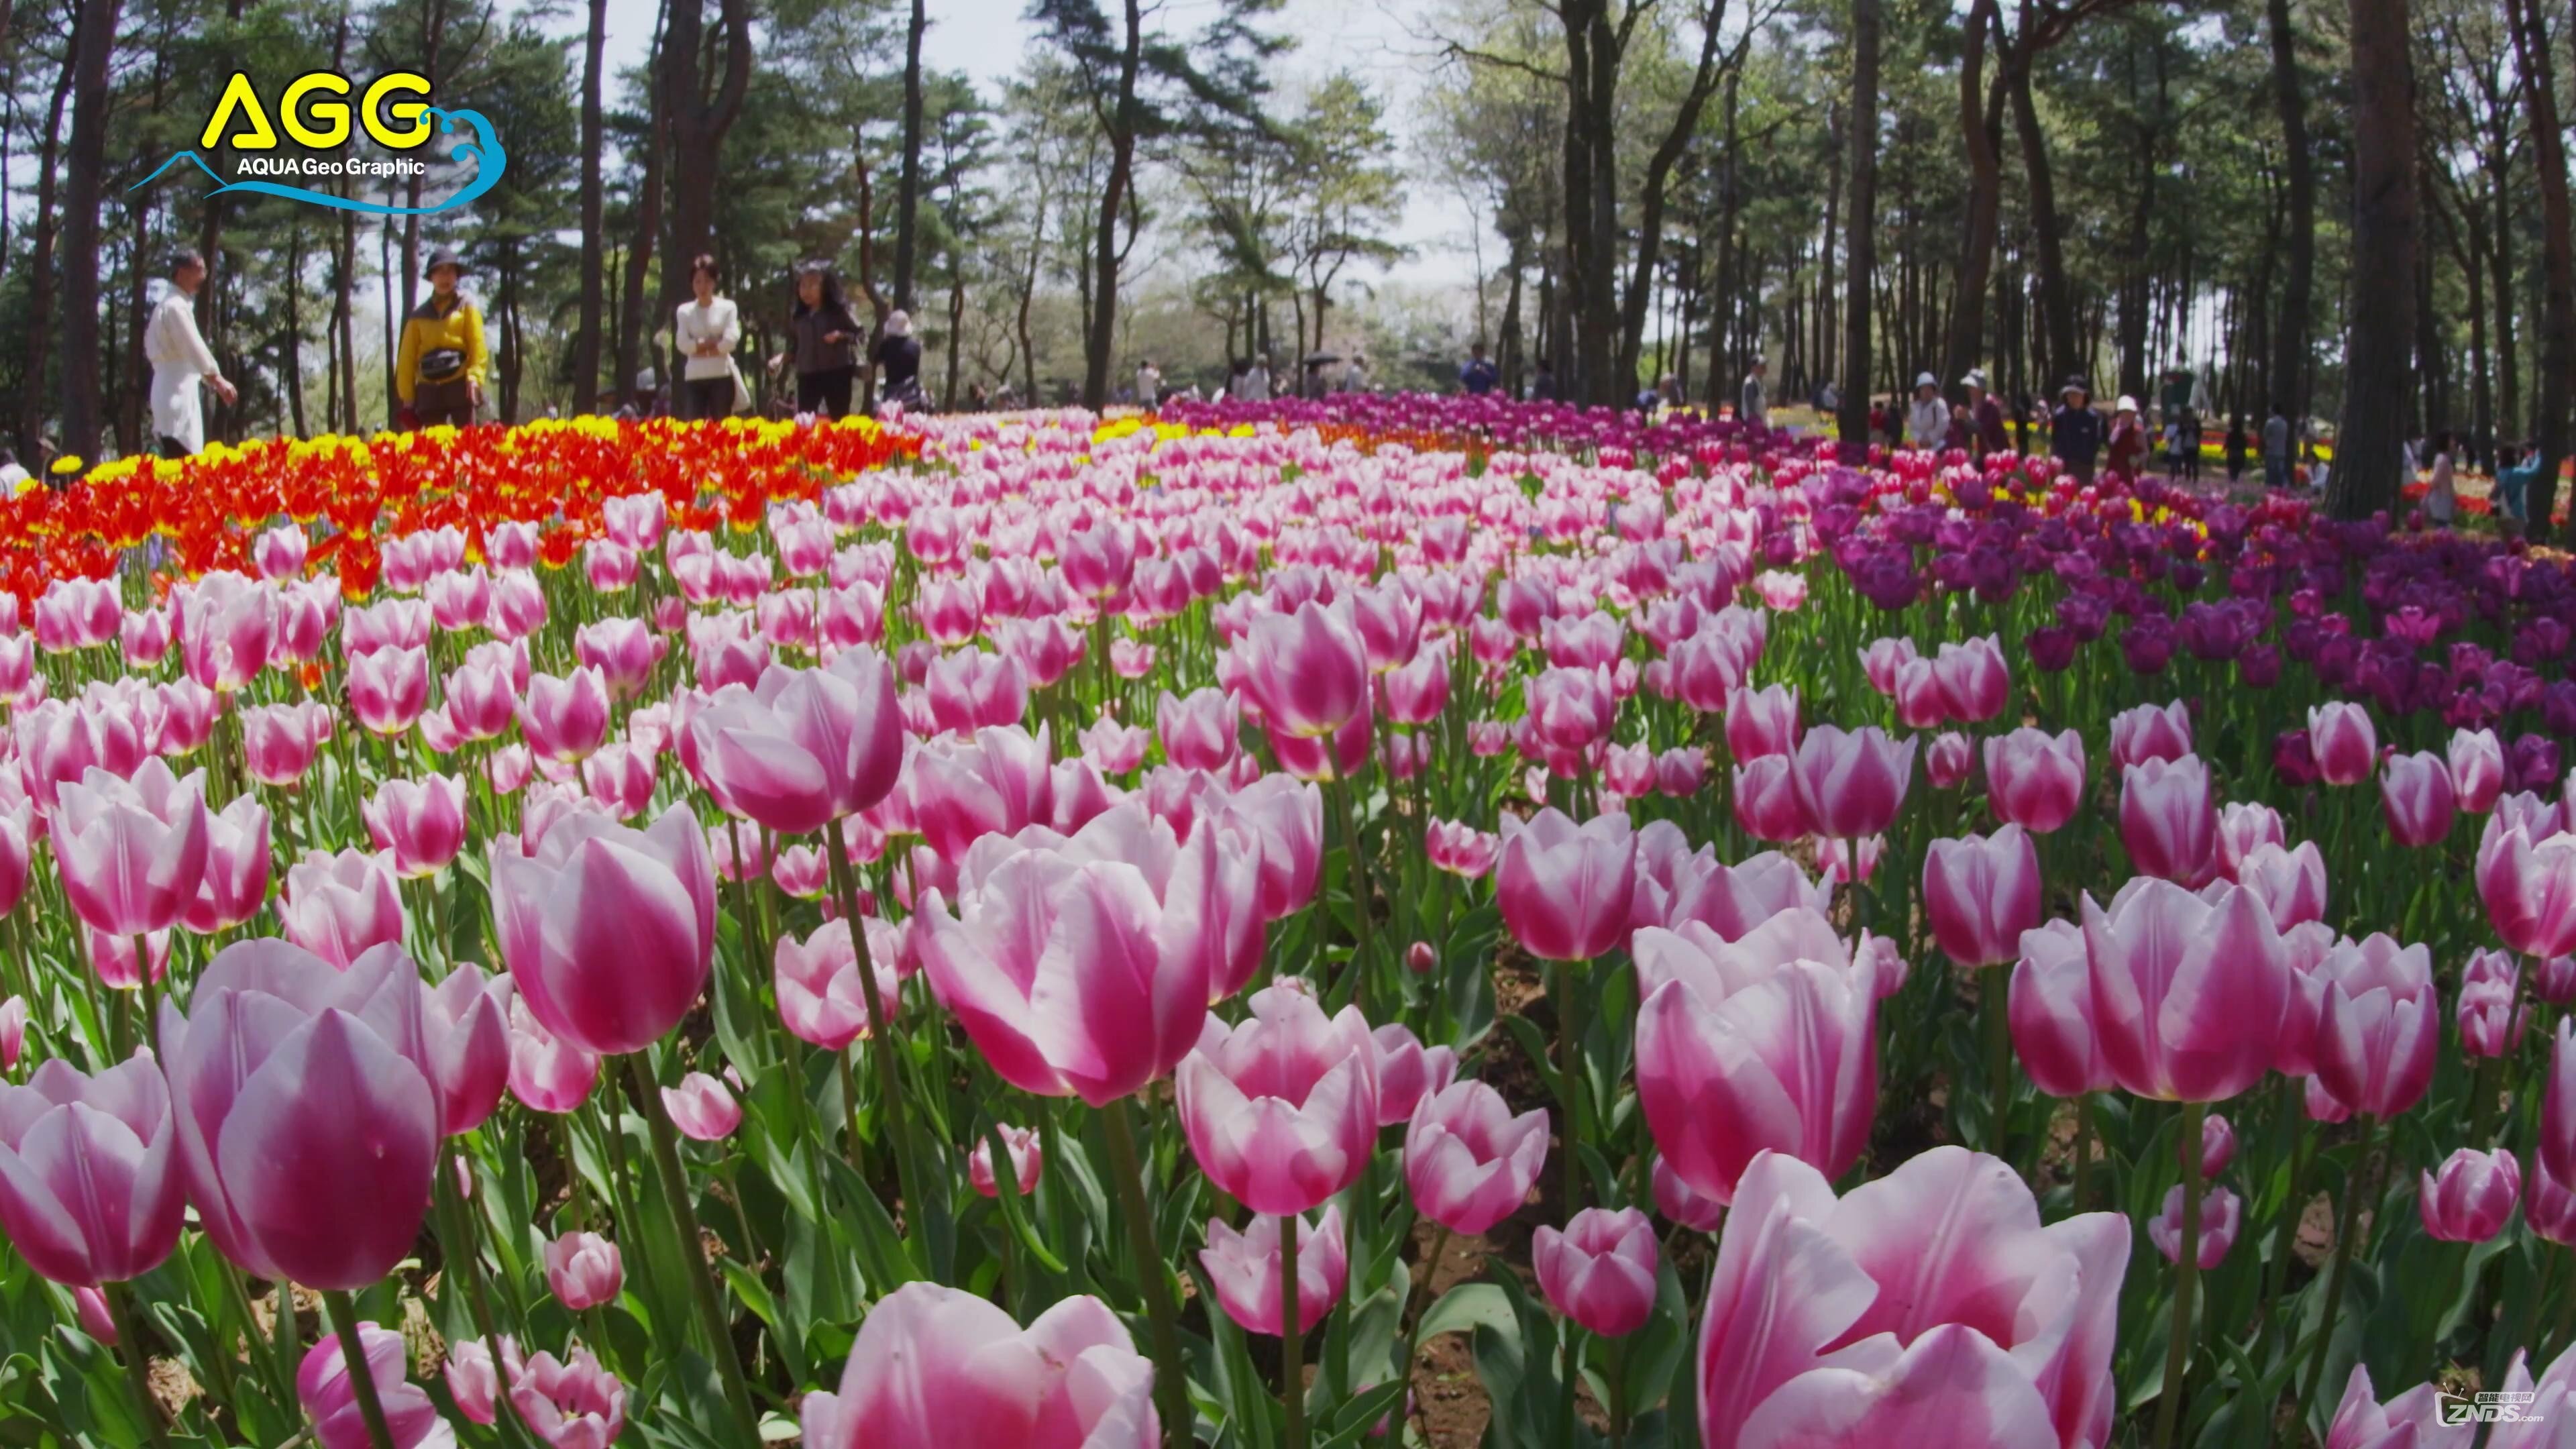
[395, 246, 489, 428]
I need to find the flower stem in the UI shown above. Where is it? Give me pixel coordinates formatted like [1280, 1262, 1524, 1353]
[1553, 960, 1587, 1214]
[1335, 775, 1375, 1016]
[1102, 1099, 1189, 1448]
[1280, 1212, 1306, 1449]
[105, 1281, 175, 1449]
[2297, 1111, 2383, 1426]
[824, 816, 926, 1275]
[627, 1054, 764, 1444]
[319, 1289, 398, 1449]
[1984, 961, 2011, 1157]
[2151, 1099, 2206, 1449]
[1397, 1222, 1453, 1397]
[2070, 1091, 2093, 1214]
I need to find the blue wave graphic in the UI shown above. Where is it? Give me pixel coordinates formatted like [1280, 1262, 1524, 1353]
[125, 105, 506, 216]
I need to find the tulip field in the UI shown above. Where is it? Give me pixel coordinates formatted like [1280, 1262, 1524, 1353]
[3, 398, 2576, 1449]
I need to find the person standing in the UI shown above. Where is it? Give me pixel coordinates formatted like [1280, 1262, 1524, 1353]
[394, 246, 487, 429]
[1906, 373, 1948, 450]
[1136, 357, 1163, 408]
[1340, 352, 1370, 392]
[2106, 396, 2148, 480]
[1529, 356, 1560, 401]
[672, 255, 741, 420]
[2496, 440, 2541, 524]
[1966, 374, 2008, 460]
[144, 248, 236, 456]
[874, 311, 924, 410]
[2424, 431, 2457, 525]
[2050, 378, 2104, 483]
[1240, 352, 1272, 401]
[771, 262, 861, 419]
[1460, 341, 1499, 395]
[1739, 354, 1768, 427]
[2261, 402, 2292, 490]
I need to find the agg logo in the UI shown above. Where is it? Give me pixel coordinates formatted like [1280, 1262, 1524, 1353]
[2440, 1391, 2544, 1426]
[128, 69, 506, 216]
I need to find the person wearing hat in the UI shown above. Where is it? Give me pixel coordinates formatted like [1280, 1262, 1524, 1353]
[873, 311, 924, 410]
[1965, 373, 2008, 460]
[144, 248, 236, 456]
[2106, 395, 2148, 480]
[2050, 378, 2104, 483]
[1739, 354, 1768, 428]
[396, 246, 488, 429]
[1906, 372, 1949, 451]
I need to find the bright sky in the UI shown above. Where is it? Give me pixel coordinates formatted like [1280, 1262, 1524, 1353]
[541, 0, 1475, 288]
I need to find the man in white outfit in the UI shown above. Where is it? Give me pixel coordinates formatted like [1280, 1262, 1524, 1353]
[145, 250, 235, 458]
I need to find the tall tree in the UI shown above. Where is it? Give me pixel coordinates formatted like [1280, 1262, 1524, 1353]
[572, 0, 607, 409]
[57, 0, 118, 464]
[2265, 0, 2314, 414]
[1837, 0, 1878, 447]
[2326, 0, 2414, 517]
[657, 0, 752, 380]
[2505, 0, 2570, 534]
[894, 0, 926, 311]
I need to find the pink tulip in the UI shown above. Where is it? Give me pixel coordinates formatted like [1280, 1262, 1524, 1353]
[2149, 1182, 2242, 1268]
[1984, 727, 2085, 834]
[1240, 602, 1368, 739]
[486, 570, 550, 641]
[254, 523, 309, 580]
[1201, 1205, 1348, 1338]
[574, 618, 666, 702]
[1924, 731, 1972, 789]
[2542, 1021, 2576, 1189]
[1788, 725, 1914, 842]
[2459, 949, 2528, 1059]
[1723, 684, 1799, 760]
[0, 996, 23, 1073]
[1177, 981, 1378, 1214]
[1921, 825, 2041, 967]
[1932, 635, 2009, 721]
[2324, 1365, 2476, 1449]
[661, 1071, 739, 1140]
[2186, 1110, 2239, 1179]
[773, 918, 902, 1050]
[1157, 688, 1240, 773]
[584, 540, 639, 592]
[924, 647, 1029, 733]
[183, 796, 272, 934]
[298, 1320, 448, 1449]
[422, 964, 509, 1136]
[1497, 808, 1637, 962]
[152, 680, 221, 757]
[2420, 1147, 2521, 1242]
[2118, 754, 2217, 884]
[1731, 755, 1811, 841]
[120, 607, 172, 668]
[2451, 728, 2507, 813]
[1079, 714, 1151, 775]
[2478, 820, 2576, 958]
[545, 1229, 624, 1309]
[2233, 841, 2328, 927]
[1860, 637, 1919, 696]
[0, 1052, 185, 1284]
[503, 1342, 627, 1449]
[1652, 1157, 1726, 1231]
[158, 939, 440, 1288]
[279, 849, 407, 969]
[54, 761, 209, 936]
[2380, 751, 2457, 846]
[1371, 1022, 1459, 1126]
[504, 989, 600, 1114]
[85, 926, 170, 991]
[1404, 1079, 1547, 1236]
[800, 1281, 1156, 1448]
[2308, 701, 2377, 786]
[1533, 1206, 1658, 1337]
[2109, 699, 2192, 767]
[442, 1336, 504, 1426]
[242, 701, 333, 786]
[363, 775, 468, 879]
[75, 1285, 114, 1342]
[2216, 801, 2287, 880]
[1381, 643, 1450, 725]
[1424, 817, 1499, 878]
[910, 724, 1057, 862]
[519, 667, 612, 763]
[969, 1124, 1044, 1199]
[345, 645, 429, 736]
[2529, 1154, 2576, 1248]
[917, 829, 1222, 1106]
[1655, 745, 1708, 798]
[2082, 878, 2292, 1102]
[580, 743, 657, 820]
[492, 803, 714, 1057]
[427, 567, 493, 633]
[1695, 1146, 2129, 1449]
[1638, 953, 1880, 1205]
[175, 574, 275, 694]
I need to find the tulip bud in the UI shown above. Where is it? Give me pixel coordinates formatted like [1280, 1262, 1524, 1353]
[1532, 1207, 1658, 1337]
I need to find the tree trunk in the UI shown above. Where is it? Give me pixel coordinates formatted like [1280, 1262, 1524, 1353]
[2489, 149, 2520, 443]
[617, 0, 669, 403]
[2508, 0, 2573, 535]
[574, 0, 608, 410]
[2003, 37, 2077, 386]
[1614, 0, 1727, 392]
[284, 219, 307, 436]
[57, 0, 117, 465]
[1081, 0, 1143, 409]
[2267, 0, 2314, 417]
[2326, 0, 2414, 518]
[894, 0, 926, 311]
[660, 0, 753, 394]
[1942, 0, 2004, 396]
[2465, 199, 2495, 461]
[1837, 0, 1879, 449]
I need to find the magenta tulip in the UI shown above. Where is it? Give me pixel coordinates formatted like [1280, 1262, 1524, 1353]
[503, 1342, 627, 1449]
[969, 1124, 1044, 1199]
[492, 802, 714, 1056]
[1984, 727, 2086, 834]
[1240, 602, 1368, 739]
[1177, 981, 1378, 1214]
[1157, 688, 1241, 771]
[1723, 683, 1799, 760]
[1534, 1206, 1658, 1337]
[278, 849, 407, 969]
[519, 667, 612, 763]
[661, 1071, 739, 1140]
[2118, 754, 2217, 884]
[773, 918, 901, 1050]
[345, 645, 429, 737]
[2308, 701, 2377, 786]
[1932, 635, 2009, 722]
[1496, 808, 1637, 961]
[2110, 699, 2193, 768]
[2451, 728, 2508, 814]
[2478, 820, 2576, 959]
[504, 988, 600, 1114]
[362, 775, 468, 879]
[2151, 1182, 2241, 1268]
[184, 796, 273, 934]
[1201, 1206, 1348, 1338]
[545, 1230, 624, 1310]
[53, 761, 209, 936]
[0, 1052, 184, 1285]
[242, 700, 334, 786]
[1922, 824, 2042, 967]
[2233, 841, 2328, 928]
[800, 1281, 1156, 1448]
[1371, 1022, 1459, 1126]
[1696, 1146, 2128, 1449]
[2420, 1148, 2520, 1242]
[1788, 725, 1915, 842]
[2009, 920, 2114, 1097]
[299, 1320, 448, 1449]
[2459, 949, 2528, 1059]
[2381, 751, 2457, 847]
[1404, 1079, 1548, 1236]
[1652, 1157, 1726, 1232]
[2542, 1021, 2576, 1189]
[2082, 877, 2292, 1102]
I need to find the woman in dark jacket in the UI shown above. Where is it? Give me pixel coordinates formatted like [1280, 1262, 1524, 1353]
[769, 262, 863, 419]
